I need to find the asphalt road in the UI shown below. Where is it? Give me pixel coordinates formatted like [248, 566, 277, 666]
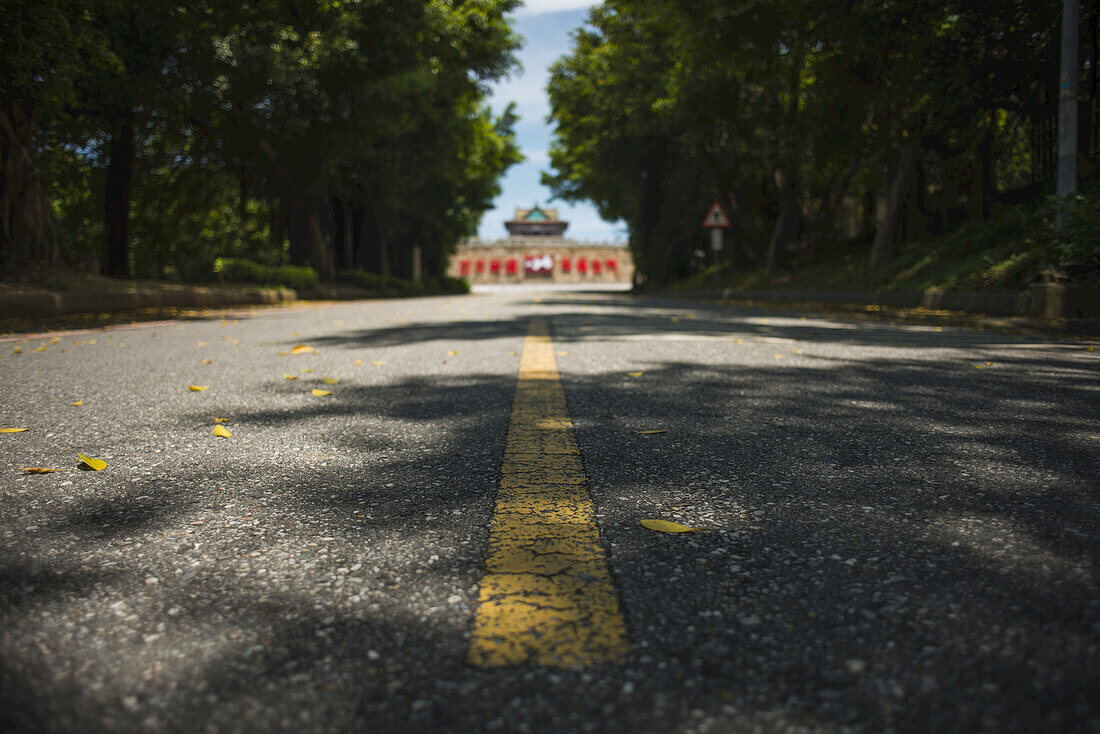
[1, 287, 1097, 733]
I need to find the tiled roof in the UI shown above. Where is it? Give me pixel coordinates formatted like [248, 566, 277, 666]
[513, 206, 559, 222]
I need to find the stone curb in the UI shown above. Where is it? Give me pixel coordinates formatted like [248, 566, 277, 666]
[0, 286, 296, 319]
[654, 285, 1100, 335]
[661, 283, 1100, 319]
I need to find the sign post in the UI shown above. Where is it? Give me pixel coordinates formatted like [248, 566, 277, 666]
[701, 202, 732, 290]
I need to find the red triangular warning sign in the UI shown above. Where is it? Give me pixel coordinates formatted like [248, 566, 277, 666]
[702, 202, 731, 228]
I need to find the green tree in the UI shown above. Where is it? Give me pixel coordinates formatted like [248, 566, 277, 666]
[0, 0, 115, 274]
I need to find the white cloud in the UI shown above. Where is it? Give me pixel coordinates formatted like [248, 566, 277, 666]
[515, 0, 596, 16]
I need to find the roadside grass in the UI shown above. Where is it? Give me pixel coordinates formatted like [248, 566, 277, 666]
[671, 193, 1100, 294]
[674, 233, 1050, 294]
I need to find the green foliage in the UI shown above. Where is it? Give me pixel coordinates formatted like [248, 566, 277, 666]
[335, 270, 470, 294]
[5, 0, 522, 283]
[335, 270, 388, 290]
[438, 276, 472, 294]
[1057, 195, 1100, 276]
[546, 0, 1068, 285]
[675, 192, 1100, 293]
[334, 270, 416, 292]
[214, 258, 319, 291]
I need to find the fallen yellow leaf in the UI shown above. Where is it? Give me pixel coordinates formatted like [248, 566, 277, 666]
[312, 389, 333, 397]
[188, 385, 209, 391]
[774, 354, 783, 359]
[213, 417, 228, 423]
[354, 359, 363, 365]
[0, 428, 28, 433]
[213, 425, 232, 438]
[670, 317, 681, 323]
[640, 519, 693, 533]
[284, 374, 298, 380]
[277, 351, 288, 356]
[290, 345, 315, 355]
[197, 341, 208, 347]
[78, 453, 106, 471]
[201, 359, 212, 365]
[87, 339, 97, 345]
[734, 339, 744, 343]
[372, 361, 384, 366]
[71, 401, 84, 406]
[21, 467, 59, 474]
[633, 429, 667, 435]
[300, 368, 314, 374]
[322, 377, 339, 384]
[973, 364, 985, 369]
[448, 350, 458, 356]
[626, 371, 644, 378]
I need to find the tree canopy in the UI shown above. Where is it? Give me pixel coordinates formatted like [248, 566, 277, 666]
[546, 0, 1079, 286]
[1, 0, 523, 282]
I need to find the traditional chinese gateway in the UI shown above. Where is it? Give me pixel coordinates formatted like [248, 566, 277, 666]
[448, 206, 633, 283]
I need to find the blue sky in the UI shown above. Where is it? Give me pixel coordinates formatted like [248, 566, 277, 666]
[477, 1, 628, 243]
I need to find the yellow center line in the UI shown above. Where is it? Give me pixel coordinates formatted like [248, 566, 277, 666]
[469, 318, 629, 668]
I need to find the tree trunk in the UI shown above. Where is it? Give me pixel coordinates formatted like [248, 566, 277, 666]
[104, 122, 135, 277]
[350, 204, 365, 271]
[0, 101, 56, 274]
[967, 132, 992, 224]
[306, 199, 334, 279]
[870, 135, 920, 270]
[287, 195, 309, 266]
[360, 182, 389, 279]
[424, 250, 443, 280]
[268, 204, 286, 259]
[638, 141, 667, 285]
[905, 159, 928, 241]
[331, 198, 354, 271]
[238, 162, 248, 248]
[765, 168, 797, 270]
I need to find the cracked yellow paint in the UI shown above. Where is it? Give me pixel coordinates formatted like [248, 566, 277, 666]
[469, 319, 628, 668]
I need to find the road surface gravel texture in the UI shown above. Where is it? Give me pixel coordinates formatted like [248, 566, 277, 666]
[0, 286, 1097, 733]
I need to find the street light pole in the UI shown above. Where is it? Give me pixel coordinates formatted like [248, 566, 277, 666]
[1056, 0, 1079, 233]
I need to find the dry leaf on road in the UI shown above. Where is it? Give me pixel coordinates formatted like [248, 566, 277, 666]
[640, 519, 693, 533]
[77, 453, 106, 471]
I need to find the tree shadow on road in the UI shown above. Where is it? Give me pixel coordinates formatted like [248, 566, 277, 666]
[2, 295, 1098, 732]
